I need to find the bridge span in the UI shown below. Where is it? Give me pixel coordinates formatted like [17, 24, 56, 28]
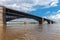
[0, 6, 55, 25]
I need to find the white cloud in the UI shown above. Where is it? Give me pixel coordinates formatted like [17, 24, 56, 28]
[48, 14, 60, 20]
[46, 10, 60, 22]
[0, 0, 59, 12]
[50, 0, 58, 7]
[57, 10, 60, 13]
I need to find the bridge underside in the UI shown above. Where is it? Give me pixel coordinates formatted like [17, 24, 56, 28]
[0, 6, 55, 25]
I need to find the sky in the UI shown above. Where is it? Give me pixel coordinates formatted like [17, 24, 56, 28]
[0, 0, 60, 22]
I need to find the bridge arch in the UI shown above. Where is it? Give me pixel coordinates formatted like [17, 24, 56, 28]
[0, 6, 55, 25]
[6, 8, 55, 24]
[8, 18, 39, 24]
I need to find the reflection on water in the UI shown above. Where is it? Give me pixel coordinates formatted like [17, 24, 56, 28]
[4, 24, 60, 40]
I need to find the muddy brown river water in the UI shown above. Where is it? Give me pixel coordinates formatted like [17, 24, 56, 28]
[3, 24, 60, 40]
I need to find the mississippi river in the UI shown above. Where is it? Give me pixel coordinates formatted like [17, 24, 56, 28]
[4, 24, 60, 40]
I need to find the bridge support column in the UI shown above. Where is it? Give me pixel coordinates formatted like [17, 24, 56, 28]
[51, 22, 54, 24]
[48, 21, 52, 24]
[39, 18, 44, 24]
[0, 6, 6, 40]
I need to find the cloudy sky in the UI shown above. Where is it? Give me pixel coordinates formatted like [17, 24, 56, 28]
[0, 0, 60, 22]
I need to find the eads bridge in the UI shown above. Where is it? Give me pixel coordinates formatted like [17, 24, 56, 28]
[0, 6, 56, 40]
[0, 6, 55, 25]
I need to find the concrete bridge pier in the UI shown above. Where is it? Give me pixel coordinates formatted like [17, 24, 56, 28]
[48, 21, 51, 24]
[51, 22, 55, 24]
[39, 18, 44, 24]
[0, 6, 6, 40]
[39, 18, 55, 24]
[48, 21, 53, 24]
